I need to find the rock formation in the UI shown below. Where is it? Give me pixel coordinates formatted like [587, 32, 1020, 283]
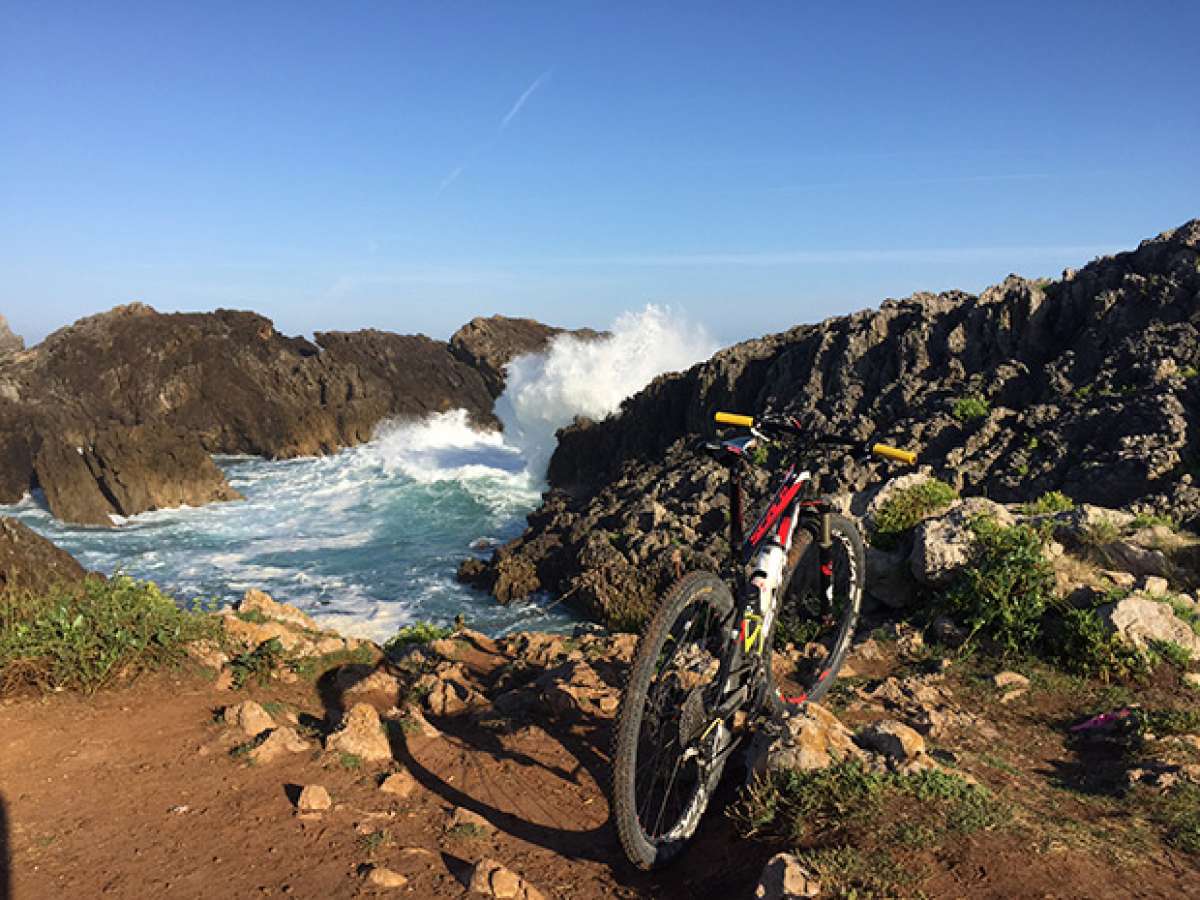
[449, 315, 604, 397]
[0, 314, 23, 354]
[467, 220, 1200, 624]
[0, 308, 587, 524]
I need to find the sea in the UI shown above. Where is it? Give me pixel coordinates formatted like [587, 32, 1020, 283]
[0, 307, 716, 642]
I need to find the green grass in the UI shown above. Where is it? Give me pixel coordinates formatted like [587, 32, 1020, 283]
[234, 609, 270, 625]
[1136, 706, 1200, 738]
[288, 643, 375, 679]
[1151, 640, 1193, 668]
[1021, 490, 1075, 515]
[952, 394, 990, 422]
[1179, 366, 1200, 380]
[0, 576, 218, 694]
[1080, 518, 1122, 546]
[1140, 783, 1200, 854]
[872, 478, 959, 548]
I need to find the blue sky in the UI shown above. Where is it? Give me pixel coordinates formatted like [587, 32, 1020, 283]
[3, 2, 1197, 346]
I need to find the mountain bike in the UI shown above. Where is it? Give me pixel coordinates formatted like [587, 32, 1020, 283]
[610, 410, 916, 869]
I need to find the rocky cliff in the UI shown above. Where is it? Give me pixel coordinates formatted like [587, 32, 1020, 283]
[0, 308, 581, 525]
[465, 219, 1200, 625]
[449, 315, 604, 398]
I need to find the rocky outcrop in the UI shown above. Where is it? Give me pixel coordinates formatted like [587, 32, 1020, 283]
[450, 315, 602, 398]
[469, 220, 1200, 625]
[0, 314, 22, 354]
[1, 306, 578, 524]
[0, 516, 88, 594]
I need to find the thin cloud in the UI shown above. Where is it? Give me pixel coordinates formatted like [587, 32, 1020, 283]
[438, 165, 464, 193]
[500, 70, 552, 131]
[437, 69, 552, 193]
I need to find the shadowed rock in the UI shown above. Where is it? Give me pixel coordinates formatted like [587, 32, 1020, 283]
[0, 517, 87, 594]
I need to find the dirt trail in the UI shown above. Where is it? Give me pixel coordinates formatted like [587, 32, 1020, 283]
[1, 630, 1198, 899]
[0, 641, 767, 900]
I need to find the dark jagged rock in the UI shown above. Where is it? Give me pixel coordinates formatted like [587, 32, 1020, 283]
[0, 304, 570, 524]
[0, 314, 22, 354]
[0, 516, 87, 594]
[471, 219, 1200, 627]
[449, 315, 604, 398]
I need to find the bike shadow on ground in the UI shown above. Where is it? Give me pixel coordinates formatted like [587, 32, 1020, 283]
[1, 792, 11, 900]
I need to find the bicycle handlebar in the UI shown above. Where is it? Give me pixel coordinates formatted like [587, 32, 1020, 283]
[713, 411, 918, 466]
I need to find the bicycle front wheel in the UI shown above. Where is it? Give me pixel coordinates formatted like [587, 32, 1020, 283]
[766, 513, 864, 710]
[611, 570, 735, 869]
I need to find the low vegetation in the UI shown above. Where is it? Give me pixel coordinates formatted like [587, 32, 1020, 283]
[383, 621, 454, 654]
[872, 478, 959, 548]
[732, 762, 1010, 895]
[1022, 490, 1075, 515]
[0, 575, 217, 694]
[951, 394, 990, 422]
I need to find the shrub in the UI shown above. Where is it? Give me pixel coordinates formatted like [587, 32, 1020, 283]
[229, 637, 287, 688]
[0, 575, 218, 694]
[941, 519, 1056, 657]
[872, 478, 959, 549]
[1130, 512, 1180, 531]
[1048, 606, 1149, 681]
[383, 621, 453, 654]
[1022, 491, 1074, 515]
[951, 394, 990, 422]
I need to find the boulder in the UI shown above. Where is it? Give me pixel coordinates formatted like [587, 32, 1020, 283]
[1099, 593, 1200, 657]
[296, 784, 332, 812]
[745, 703, 865, 775]
[379, 771, 417, 798]
[326, 703, 393, 762]
[247, 727, 311, 763]
[910, 498, 1015, 587]
[855, 720, 927, 763]
[0, 516, 88, 594]
[222, 700, 275, 738]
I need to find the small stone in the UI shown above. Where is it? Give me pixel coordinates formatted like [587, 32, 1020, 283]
[379, 771, 417, 798]
[223, 700, 275, 738]
[1184, 673, 1200, 690]
[365, 866, 407, 889]
[755, 852, 821, 898]
[448, 806, 493, 834]
[992, 671, 1030, 690]
[213, 668, 235, 691]
[296, 784, 332, 813]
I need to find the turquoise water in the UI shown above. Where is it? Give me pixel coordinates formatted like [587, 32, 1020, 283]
[0, 411, 578, 641]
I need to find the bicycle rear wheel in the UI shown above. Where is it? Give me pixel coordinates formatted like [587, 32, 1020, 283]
[611, 571, 735, 869]
[766, 513, 864, 710]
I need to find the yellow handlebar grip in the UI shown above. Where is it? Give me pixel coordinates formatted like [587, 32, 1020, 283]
[714, 412, 755, 427]
[872, 443, 917, 465]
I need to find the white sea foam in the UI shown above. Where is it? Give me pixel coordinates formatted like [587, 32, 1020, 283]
[494, 305, 717, 477]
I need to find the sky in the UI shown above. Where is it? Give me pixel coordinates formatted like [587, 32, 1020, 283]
[3, 1, 1198, 347]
